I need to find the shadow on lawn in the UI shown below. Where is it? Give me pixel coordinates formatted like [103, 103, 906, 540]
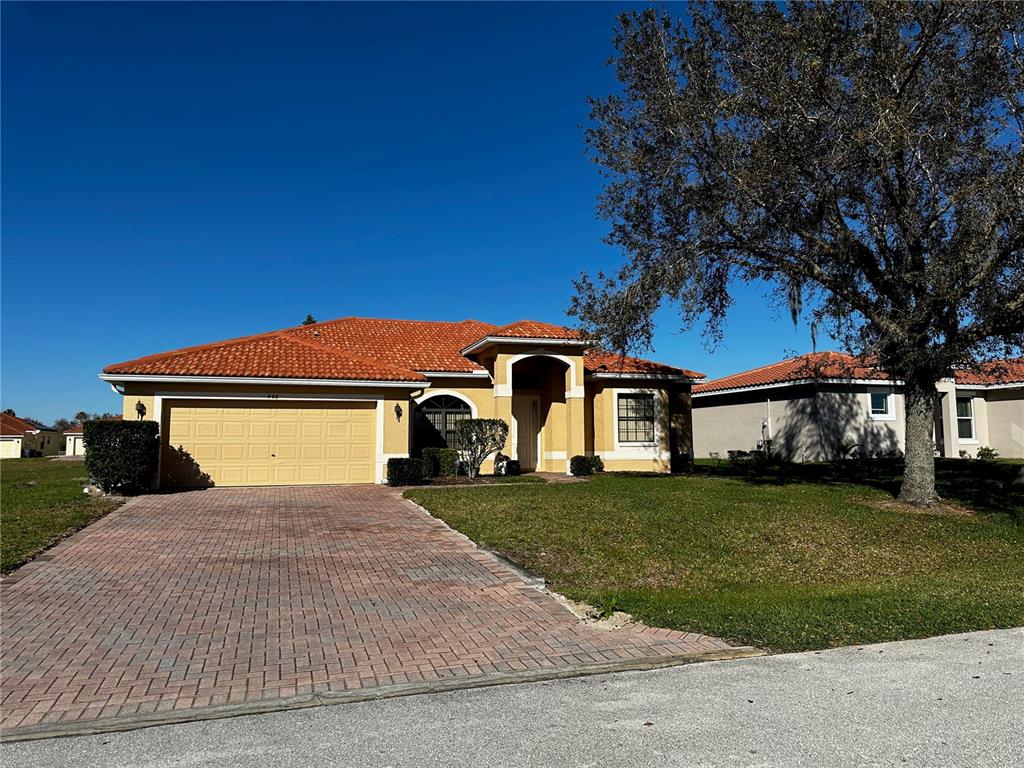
[691, 458, 1023, 519]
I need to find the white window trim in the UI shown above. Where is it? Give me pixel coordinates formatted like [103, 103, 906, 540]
[867, 389, 896, 421]
[610, 388, 667, 459]
[955, 395, 978, 443]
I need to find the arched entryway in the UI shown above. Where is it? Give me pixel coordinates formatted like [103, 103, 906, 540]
[413, 394, 472, 453]
[509, 355, 571, 472]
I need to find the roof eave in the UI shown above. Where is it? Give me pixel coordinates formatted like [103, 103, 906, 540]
[693, 376, 894, 397]
[98, 373, 426, 388]
[460, 336, 587, 355]
[588, 372, 699, 382]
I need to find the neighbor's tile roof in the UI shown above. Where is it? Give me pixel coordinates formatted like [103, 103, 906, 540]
[955, 357, 1024, 386]
[694, 352, 887, 394]
[694, 351, 1024, 394]
[104, 317, 701, 382]
[1, 413, 40, 437]
[63, 416, 123, 435]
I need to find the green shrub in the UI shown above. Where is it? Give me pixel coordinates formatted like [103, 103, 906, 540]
[421, 447, 460, 477]
[504, 459, 521, 476]
[84, 420, 160, 494]
[387, 458, 425, 486]
[570, 455, 593, 476]
[589, 455, 605, 473]
[420, 448, 440, 477]
[976, 445, 1000, 461]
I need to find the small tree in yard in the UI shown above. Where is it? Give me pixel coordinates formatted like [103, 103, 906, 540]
[453, 418, 509, 479]
[575, 2, 1024, 505]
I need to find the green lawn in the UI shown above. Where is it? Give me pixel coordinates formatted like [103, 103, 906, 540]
[1, 458, 122, 573]
[406, 466, 1024, 652]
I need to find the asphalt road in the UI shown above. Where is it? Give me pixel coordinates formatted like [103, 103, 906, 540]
[4, 628, 1021, 767]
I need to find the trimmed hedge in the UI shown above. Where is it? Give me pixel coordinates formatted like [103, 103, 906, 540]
[504, 459, 522, 476]
[421, 447, 460, 478]
[569, 455, 593, 476]
[84, 420, 160, 494]
[387, 457, 425, 486]
[570, 455, 605, 477]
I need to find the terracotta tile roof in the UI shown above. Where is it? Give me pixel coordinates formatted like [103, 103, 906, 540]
[694, 352, 886, 394]
[104, 316, 701, 383]
[104, 330, 427, 382]
[694, 352, 1024, 394]
[1, 413, 40, 437]
[63, 416, 123, 435]
[955, 357, 1024, 386]
[484, 320, 581, 340]
[584, 350, 704, 379]
[287, 318, 494, 373]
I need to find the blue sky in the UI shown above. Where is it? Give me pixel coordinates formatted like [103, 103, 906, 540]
[2, 2, 827, 424]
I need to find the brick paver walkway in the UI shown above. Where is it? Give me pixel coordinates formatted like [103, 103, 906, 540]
[1, 486, 738, 736]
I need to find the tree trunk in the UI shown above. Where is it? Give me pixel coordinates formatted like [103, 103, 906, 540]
[898, 381, 940, 505]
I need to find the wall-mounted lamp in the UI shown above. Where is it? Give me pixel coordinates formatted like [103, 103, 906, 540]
[394, 403, 403, 422]
[135, 400, 147, 420]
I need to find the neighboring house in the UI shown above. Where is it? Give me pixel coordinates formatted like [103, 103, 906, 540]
[692, 352, 1024, 461]
[62, 416, 122, 456]
[100, 317, 703, 487]
[63, 424, 87, 456]
[0, 413, 60, 458]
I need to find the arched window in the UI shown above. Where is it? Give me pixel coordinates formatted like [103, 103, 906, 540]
[414, 395, 472, 451]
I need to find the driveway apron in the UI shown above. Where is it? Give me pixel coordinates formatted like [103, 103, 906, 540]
[1, 486, 745, 739]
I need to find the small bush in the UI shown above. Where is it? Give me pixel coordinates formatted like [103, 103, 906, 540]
[84, 420, 160, 494]
[589, 455, 605, 473]
[420, 448, 440, 478]
[453, 418, 509, 479]
[976, 446, 1000, 461]
[727, 449, 755, 467]
[421, 447, 461, 478]
[504, 459, 521, 476]
[570, 455, 593, 476]
[387, 458, 425, 486]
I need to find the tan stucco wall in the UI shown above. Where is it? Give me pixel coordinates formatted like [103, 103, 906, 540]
[589, 382, 672, 473]
[983, 389, 1024, 458]
[693, 385, 903, 462]
[19, 430, 60, 457]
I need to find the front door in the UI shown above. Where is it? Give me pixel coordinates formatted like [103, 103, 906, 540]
[512, 395, 540, 471]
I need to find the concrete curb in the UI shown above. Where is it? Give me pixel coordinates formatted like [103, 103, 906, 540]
[0, 646, 763, 743]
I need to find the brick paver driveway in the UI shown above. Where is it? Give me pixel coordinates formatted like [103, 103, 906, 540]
[1, 486, 743, 738]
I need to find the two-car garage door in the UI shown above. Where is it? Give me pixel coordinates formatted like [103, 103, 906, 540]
[164, 401, 376, 487]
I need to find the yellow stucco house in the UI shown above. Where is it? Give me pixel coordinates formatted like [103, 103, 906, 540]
[101, 318, 703, 488]
[0, 413, 60, 458]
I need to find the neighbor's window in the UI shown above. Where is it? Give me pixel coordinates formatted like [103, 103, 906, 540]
[956, 397, 975, 440]
[617, 393, 655, 443]
[869, 392, 890, 416]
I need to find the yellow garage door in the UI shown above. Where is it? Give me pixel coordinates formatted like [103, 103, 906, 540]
[164, 401, 376, 487]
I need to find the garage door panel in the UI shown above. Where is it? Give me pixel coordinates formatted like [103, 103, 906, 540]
[165, 401, 377, 487]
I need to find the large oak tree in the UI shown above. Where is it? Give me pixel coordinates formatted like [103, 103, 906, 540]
[573, 1, 1024, 504]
